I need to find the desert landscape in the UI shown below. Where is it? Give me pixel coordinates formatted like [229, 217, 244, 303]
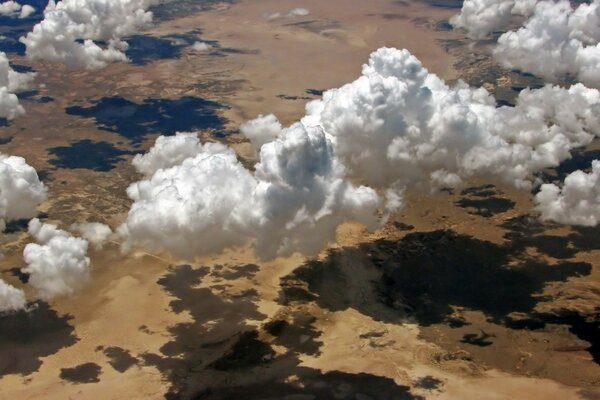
[0, 0, 598, 399]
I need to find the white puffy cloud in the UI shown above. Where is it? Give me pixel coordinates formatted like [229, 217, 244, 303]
[301, 48, 600, 192]
[240, 114, 282, 155]
[191, 41, 212, 52]
[266, 7, 310, 20]
[131, 132, 225, 176]
[535, 160, 600, 226]
[0, 279, 26, 313]
[450, 0, 537, 39]
[121, 123, 380, 260]
[454, 0, 600, 87]
[0, 153, 47, 225]
[122, 47, 600, 259]
[71, 222, 113, 250]
[0, 51, 35, 120]
[0, 1, 35, 18]
[20, 0, 160, 69]
[23, 219, 90, 301]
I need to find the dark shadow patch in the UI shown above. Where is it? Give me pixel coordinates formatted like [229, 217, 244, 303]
[0, 136, 12, 145]
[414, 375, 444, 391]
[149, 0, 236, 22]
[394, 221, 415, 231]
[208, 330, 274, 370]
[540, 148, 600, 183]
[48, 139, 137, 172]
[4, 212, 48, 234]
[103, 346, 139, 373]
[193, 369, 424, 400]
[0, 302, 78, 377]
[65, 96, 228, 145]
[125, 31, 199, 65]
[59, 363, 101, 383]
[460, 330, 495, 347]
[456, 185, 515, 217]
[9, 267, 29, 284]
[264, 312, 323, 356]
[305, 88, 325, 96]
[416, 0, 463, 8]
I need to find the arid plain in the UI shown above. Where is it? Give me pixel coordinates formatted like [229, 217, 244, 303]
[0, 0, 599, 399]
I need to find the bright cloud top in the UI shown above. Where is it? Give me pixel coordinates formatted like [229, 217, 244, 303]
[494, 0, 600, 87]
[120, 130, 380, 260]
[450, 0, 536, 39]
[535, 160, 600, 226]
[20, 0, 159, 69]
[0, 1, 35, 18]
[23, 219, 91, 301]
[121, 48, 600, 260]
[0, 51, 35, 120]
[0, 153, 47, 227]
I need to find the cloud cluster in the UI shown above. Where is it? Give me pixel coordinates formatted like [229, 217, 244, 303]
[0, 1, 35, 18]
[0, 153, 47, 227]
[121, 48, 600, 259]
[535, 160, 600, 226]
[450, 0, 536, 39]
[121, 127, 380, 260]
[23, 219, 90, 301]
[0, 279, 26, 313]
[0, 51, 36, 120]
[303, 48, 600, 191]
[71, 222, 113, 250]
[494, 0, 600, 87]
[20, 0, 159, 69]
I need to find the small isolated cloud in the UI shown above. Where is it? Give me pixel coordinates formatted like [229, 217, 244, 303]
[240, 114, 282, 155]
[23, 219, 90, 301]
[191, 41, 212, 52]
[0, 1, 35, 18]
[0, 51, 36, 120]
[0, 153, 47, 225]
[535, 160, 600, 226]
[266, 7, 310, 20]
[20, 0, 160, 69]
[0, 279, 26, 313]
[71, 222, 113, 250]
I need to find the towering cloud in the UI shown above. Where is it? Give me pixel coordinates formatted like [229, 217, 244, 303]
[450, 0, 537, 39]
[23, 219, 90, 301]
[20, 0, 159, 69]
[535, 160, 600, 226]
[0, 51, 35, 120]
[121, 127, 380, 260]
[0, 1, 35, 18]
[494, 0, 600, 87]
[122, 48, 600, 260]
[0, 279, 26, 313]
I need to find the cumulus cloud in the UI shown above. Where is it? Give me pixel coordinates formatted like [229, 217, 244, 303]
[121, 48, 600, 259]
[450, 0, 537, 39]
[0, 51, 35, 120]
[121, 123, 380, 260]
[301, 48, 600, 191]
[0, 279, 26, 313]
[23, 219, 90, 301]
[191, 41, 212, 52]
[494, 0, 600, 87]
[266, 7, 310, 20]
[71, 222, 113, 250]
[0, 1, 35, 18]
[535, 160, 600, 226]
[20, 0, 160, 69]
[240, 114, 282, 155]
[0, 153, 47, 226]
